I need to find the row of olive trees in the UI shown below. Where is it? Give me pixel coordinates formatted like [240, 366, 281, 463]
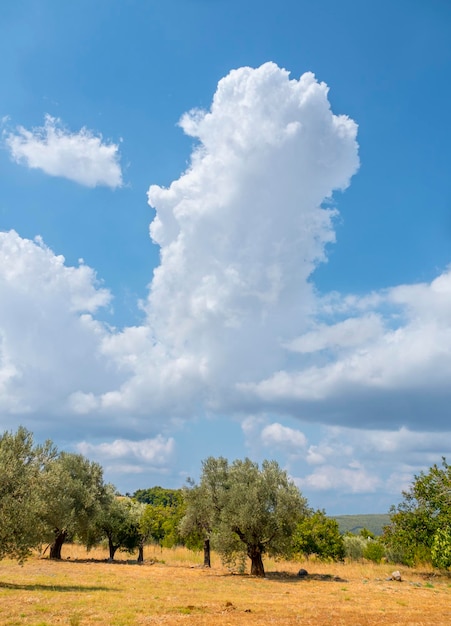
[0, 427, 186, 563]
[0, 427, 349, 571]
[18, 426, 451, 572]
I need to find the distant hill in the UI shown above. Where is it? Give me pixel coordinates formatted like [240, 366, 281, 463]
[332, 514, 391, 537]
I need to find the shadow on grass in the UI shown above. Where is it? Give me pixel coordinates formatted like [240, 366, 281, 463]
[0, 581, 117, 592]
[265, 571, 348, 583]
[49, 557, 149, 565]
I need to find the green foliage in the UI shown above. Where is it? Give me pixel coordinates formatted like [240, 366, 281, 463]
[384, 458, 451, 566]
[363, 539, 385, 563]
[139, 502, 185, 548]
[359, 527, 376, 540]
[183, 456, 308, 576]
[41, 452, 110, 558]
[94, 494, 143, 559]
[292, 510, 345, 561]
[179, 484, 211, 551]
[343, 535, 367, 561]
[342, 531, 385, 563]
[0, 427, 56, 563]
[133, 487, 183, 508]
[431, 527, 451, 570]
[133, 487, 185, 548]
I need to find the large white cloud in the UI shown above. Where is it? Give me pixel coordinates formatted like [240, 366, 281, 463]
[241, 268, 451, 429]
[97, 62, 359, 415]
[76, 436, 176, 475]
[5, 115, 123, 188]
[0, 230, 122, 428]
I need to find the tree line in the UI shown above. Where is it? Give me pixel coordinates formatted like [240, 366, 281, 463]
[0, 427, 186, 564]
[1, 427, 451, 574]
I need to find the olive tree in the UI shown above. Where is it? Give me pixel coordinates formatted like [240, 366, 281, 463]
[180, 483, 214, 567]
[0, 427, 56, 563]
[94, 493, 142, 561]
[41, 452, 110, 559]
[180, 458, 230, 567]
[183, 457, 308, 577]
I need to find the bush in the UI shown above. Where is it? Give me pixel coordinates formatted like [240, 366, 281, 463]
[431, 527, 451, 570]
[363, 539, 385, 563]
[343, 535, 367, 561]
[292, 510, 345, 562]
[383, 542, 408, 565]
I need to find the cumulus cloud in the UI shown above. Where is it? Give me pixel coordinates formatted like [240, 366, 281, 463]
[241, 266, 451, 430]
[77, 436, 175, 468]
[96, 62, 359, 415]
[74, 436, 176, 485]
[241, 414, 451, 505]
[292, 423, 451, 502]
[242, 416, 307, 458]
[0, 230, 121, 425]
[261, 422, 307, 452]
[5, 115, 123, 188]
[296, 463, 381, 494]
[285, 314, 384, 353]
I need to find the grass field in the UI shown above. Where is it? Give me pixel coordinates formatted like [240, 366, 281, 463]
[0, 545, 450, 625]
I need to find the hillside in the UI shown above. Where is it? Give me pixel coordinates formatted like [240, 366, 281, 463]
[332, 514, 391, 536]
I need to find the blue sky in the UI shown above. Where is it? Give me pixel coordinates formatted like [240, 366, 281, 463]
[1, 0, 451, 514]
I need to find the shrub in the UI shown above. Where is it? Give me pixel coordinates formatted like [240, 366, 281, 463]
[343, 535, 367, 561]
[363, 539, 385, 563]
[431, 527, 451, 570]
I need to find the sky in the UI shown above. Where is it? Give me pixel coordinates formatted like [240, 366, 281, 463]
[1, 0, 451, 515]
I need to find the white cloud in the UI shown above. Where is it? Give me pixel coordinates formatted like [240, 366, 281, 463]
[241, 266, 451, 429]
[99, 62, 359, 415]
[286, 314, 384, 353]
[5, 115, 123, 188]
[261, 422, 307, 453]
[338, 425, 451, 464]
[296, 464, 380, 493]
[77, 436, 175, 466]
[75, 436, 176, 483]
[287, 424, 451, 502]
[0, 230, 121, 424]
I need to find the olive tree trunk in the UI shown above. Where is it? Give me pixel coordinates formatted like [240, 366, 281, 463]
[203, 538, 211, 567]
[137, 541, 144, 563]
[49, 529, 67, 560]
[107, 535, 119, 561]
[248, 545, 265, 577]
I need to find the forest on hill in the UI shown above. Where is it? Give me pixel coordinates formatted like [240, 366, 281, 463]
[332, 514, 391, 537]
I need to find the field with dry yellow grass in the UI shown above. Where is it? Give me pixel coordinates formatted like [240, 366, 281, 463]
[0, 545, 450, 625]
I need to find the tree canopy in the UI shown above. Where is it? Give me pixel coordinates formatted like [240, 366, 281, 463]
[41, 451, 111, 559]
[181, 456, 308, 576]
[0, 427, 56, 563]
[384, 458, 451, 566]
[292, 509, 345, 561]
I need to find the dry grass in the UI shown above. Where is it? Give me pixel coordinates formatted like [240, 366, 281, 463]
[0, 545, 450, 625]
